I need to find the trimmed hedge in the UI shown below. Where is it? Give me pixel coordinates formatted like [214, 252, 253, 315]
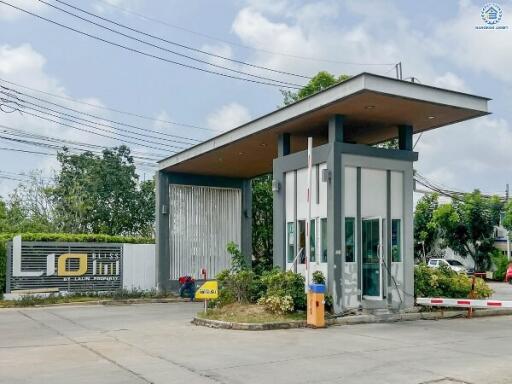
[0, 233, 154, 295]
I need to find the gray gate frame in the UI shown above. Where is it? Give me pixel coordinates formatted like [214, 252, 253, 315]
[156, 172, 252, 291]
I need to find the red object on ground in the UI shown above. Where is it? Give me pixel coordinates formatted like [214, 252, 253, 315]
[178, 276, 195, 285]
[505, 265, 512, 283]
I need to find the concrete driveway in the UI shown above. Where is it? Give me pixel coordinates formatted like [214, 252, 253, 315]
[1, 303, 511, 384]
[489, 281, 512, 301]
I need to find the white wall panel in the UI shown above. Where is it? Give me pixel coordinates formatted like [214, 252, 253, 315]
[361, 168, 387, 218]
[344, 166, 357, 218]
[122, 244, 156, 291]
[391, 171, 403, 219]
[285, 171, 295, 222]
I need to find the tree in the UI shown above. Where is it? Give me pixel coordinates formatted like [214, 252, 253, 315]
[432, 191, 502, 271]
[281, 71, 350, 106]
[414, 193, 439, 261]
[51, 146, 155, 236]
[252, 175, 273, 272]
[502, 200, 512, 232]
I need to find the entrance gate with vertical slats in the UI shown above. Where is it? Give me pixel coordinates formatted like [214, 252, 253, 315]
[169, 184, 242, 279]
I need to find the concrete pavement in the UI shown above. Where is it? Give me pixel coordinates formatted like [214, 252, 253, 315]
[1, 303, 511, 384]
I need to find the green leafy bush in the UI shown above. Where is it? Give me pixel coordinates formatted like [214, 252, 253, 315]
[262, 270, 307, 310]
[415, 263, 492, 299]
[257, 295, 294, 315]
[312, 270, 326, 285]
[491, 250, 510, 281]
[0, 233, 154, 296]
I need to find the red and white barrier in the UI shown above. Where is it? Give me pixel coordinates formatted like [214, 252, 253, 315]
[416, 297, 512, 309]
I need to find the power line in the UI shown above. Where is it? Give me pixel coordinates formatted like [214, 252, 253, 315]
[0, 128, 159, 165]
[2, 105, 175, 154]
[0, 1, 302, 89]
[1, 88, 200, 147]
[94, 0, 397, 67]
[1, 85, 202, 144]
[52, 0, 311, 80]
[0, 125, 161, 162]
[38, 0, 305, 88]
[0, 77, 214, 132]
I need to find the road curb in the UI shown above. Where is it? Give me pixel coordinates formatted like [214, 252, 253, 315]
[0, 297, 186, 309]
[192, 308, 512, 330]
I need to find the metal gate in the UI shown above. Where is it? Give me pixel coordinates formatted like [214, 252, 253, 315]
[169, 184, 242, 279]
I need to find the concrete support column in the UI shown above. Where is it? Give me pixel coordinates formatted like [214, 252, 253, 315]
[273, 133, 290, 269]
[278, 133, 291, 157]
[398, 125, 413, 151]
[327, 115, 344, 311]
[155, 170, 170, 292]
[241, 179, 253, 266]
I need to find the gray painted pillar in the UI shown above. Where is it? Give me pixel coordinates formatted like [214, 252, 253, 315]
[329, 114, 345, 143]
[327, 115, 344, 311]
[241, 180, 253, 266]
[386, 170, 392, 305]
[155, 170, 170, 292]
[398, 125, 413, 151]
[403, 164, 415, 309]
[273, 133, 290, 269]
[356, 167, 362, 303]
[278, 133, 291, 157]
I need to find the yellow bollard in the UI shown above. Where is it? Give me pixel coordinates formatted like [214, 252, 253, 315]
[307, 283, 325, 328]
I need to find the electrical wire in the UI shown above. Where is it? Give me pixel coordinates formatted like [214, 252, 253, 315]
[3, 106, 175, 154]
[38, 0, 305, 88]
[1, 89, 200, 147]
[0, 77, 214, 132]
[0, 1, 302, 89]
[93, 0, 398, 67]
[52, 0, 312, 80]
[1, 85, 203, 144]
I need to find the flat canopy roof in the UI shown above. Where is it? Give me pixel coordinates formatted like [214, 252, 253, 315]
[159, 73, 490, 178]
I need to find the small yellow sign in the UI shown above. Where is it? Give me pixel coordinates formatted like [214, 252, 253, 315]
[195, 280, 218, 300]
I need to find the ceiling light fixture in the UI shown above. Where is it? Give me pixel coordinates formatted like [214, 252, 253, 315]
[364, 105, 376, 110]
[427, 116, 436, 119]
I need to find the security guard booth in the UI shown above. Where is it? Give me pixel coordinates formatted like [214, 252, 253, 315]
[156, 72, 489, 314]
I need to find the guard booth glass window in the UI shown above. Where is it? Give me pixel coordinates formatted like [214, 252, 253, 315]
[321, 218, 327, 263]
[392, 219, 401, 262]
[287, 222, 295, 263]
[298, 220, 306, 263]
[310, 219, 316, 262]
[345, 217, 355, 262]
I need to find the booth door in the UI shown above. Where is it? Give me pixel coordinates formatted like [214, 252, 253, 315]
[362, 217, 383, 300]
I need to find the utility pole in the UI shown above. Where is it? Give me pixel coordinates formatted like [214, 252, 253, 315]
[506, 184, 510, 260]
[395, 62, 403, 80]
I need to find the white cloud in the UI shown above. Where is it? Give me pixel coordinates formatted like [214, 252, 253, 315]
[0, 0, 46, 21]
[415, 116, 512, 192]
[93, 0, 142, 14]
[0, 44, 122, 197]
[434, 2, 512, 83]
[432, 72, 469, 92]
[199, 43, 234, 68]
[207, 102, 251, 132]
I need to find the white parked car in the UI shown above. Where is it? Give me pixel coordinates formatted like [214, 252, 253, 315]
[428, 258, 468, 274]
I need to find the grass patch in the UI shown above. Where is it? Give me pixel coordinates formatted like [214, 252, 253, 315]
[198, 303, 306, 323]
[0, 289, 177, 308]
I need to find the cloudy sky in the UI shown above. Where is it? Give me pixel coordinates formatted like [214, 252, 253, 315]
[0, 0, 511, 200]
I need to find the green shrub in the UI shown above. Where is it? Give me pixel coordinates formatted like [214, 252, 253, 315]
[0, 233, 154, 295]
[262, 270, 307, 310]
[312, 270, 326, 285]
[414, 263, 492, 299]
[491, 250, 509, 281]
[257, 295, 294, 315]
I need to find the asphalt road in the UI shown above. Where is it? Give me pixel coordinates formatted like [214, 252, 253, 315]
[1, 302, 511, 384]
